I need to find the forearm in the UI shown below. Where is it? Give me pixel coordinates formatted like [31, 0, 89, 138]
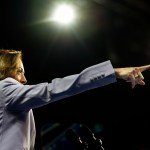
[50, 60, 117, 102]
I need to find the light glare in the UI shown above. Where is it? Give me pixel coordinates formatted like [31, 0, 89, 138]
[52, 4, 75, 24]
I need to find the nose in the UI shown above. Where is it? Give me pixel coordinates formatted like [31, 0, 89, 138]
[21, 74, 27, 84]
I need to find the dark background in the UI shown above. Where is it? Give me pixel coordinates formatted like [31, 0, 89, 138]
[1, 0, 150, 149]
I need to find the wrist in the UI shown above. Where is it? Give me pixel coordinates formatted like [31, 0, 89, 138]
[114, 68, 121, 79]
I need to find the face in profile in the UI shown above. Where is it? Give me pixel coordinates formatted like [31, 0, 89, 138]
[11, 59, 27, 84]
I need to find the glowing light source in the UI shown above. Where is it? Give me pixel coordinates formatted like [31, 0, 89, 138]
[51, 4, 75, 25]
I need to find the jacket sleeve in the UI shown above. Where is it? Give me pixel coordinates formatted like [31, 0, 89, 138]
[0, 60, 116, 110]
[49, 60, 116, 102]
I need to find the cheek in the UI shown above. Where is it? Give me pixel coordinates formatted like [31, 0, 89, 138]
[13, 74, 21, 82]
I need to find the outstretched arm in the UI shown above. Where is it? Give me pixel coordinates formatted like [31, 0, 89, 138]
[114, 65, 150, 88]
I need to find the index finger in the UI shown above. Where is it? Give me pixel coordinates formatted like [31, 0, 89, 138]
[137, 65, 150, 72]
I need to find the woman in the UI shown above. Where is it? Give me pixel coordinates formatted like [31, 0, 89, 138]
[0, 49, 149, 150]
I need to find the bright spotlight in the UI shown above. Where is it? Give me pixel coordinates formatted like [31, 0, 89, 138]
[51, 4, 75, 25]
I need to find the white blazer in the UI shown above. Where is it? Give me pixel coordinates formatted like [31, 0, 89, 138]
[0, 60, 116, 150]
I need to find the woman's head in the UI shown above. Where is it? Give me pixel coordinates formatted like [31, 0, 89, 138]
[0, 49, 27, 84]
